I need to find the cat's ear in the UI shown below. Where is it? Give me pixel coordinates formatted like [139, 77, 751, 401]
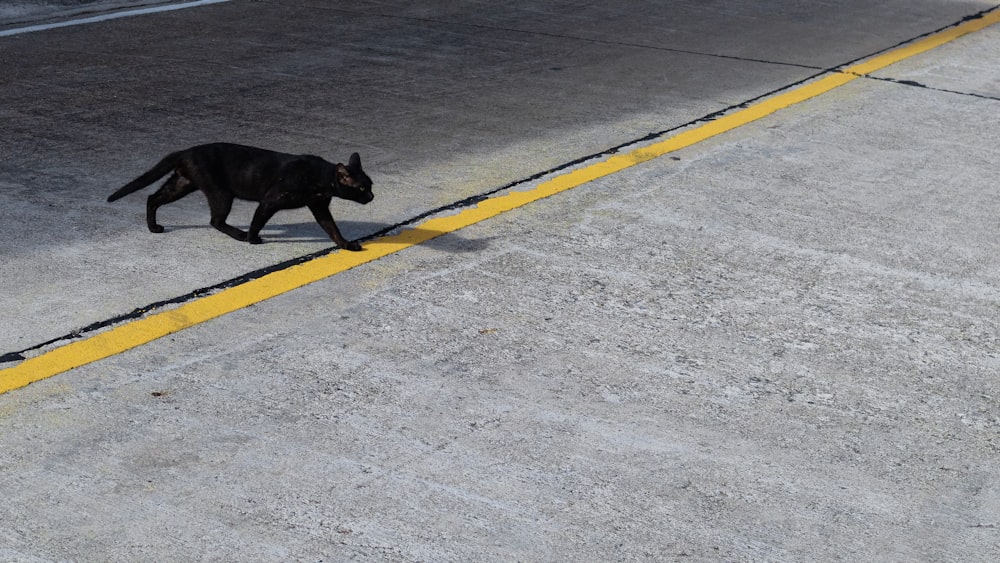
[348, 152, 361, 170]
[335, 163, 352, 185]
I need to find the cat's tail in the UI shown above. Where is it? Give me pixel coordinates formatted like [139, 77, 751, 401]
[107, 150, 183, 202]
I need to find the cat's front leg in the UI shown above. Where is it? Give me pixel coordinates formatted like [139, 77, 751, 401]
[308, 202, 362, 251]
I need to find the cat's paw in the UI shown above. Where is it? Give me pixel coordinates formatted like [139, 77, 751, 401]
[342, 241, 363, 251]
[148, 224, 165, 234]
[248, 235, 264, 245]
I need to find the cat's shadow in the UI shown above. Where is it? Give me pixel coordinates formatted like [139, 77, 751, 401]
[165, 221, 494, 253]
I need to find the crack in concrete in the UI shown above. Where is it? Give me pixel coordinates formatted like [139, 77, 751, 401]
[263, 0, 1000, 102]
[258, 0, 825, 71]
[851, 73, 1000, 102]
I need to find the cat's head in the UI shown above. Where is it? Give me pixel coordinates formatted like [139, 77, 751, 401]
[335, 152, 374, 204]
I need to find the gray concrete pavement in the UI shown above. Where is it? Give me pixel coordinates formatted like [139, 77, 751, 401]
[1, 0, 994, 355]
[0, 1, 157, 26]
[2, 1, 1000, 561]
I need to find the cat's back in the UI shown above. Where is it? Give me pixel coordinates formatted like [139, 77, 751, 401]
[189, 142, 288, 162]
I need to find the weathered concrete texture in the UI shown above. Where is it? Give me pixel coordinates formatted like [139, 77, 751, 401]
[0, 0, 993, 353]
[2, 1, 1000, 561]
[0, 0, 170, 26]
[873, 21, 1000, 99]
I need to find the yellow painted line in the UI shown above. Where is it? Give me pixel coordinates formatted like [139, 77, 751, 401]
[2, 9, 998, 395]
[845, 10, 1000, 77]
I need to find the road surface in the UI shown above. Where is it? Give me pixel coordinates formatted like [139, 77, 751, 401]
[1, 1, 999, 560]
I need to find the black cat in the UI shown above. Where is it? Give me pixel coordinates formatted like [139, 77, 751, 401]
[107, 143, 374, 250]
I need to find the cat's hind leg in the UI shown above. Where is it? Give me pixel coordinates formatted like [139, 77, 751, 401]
[147, 173, 197, 233]
[247, 202, 279, 245]
[206, 193, 249, 242]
